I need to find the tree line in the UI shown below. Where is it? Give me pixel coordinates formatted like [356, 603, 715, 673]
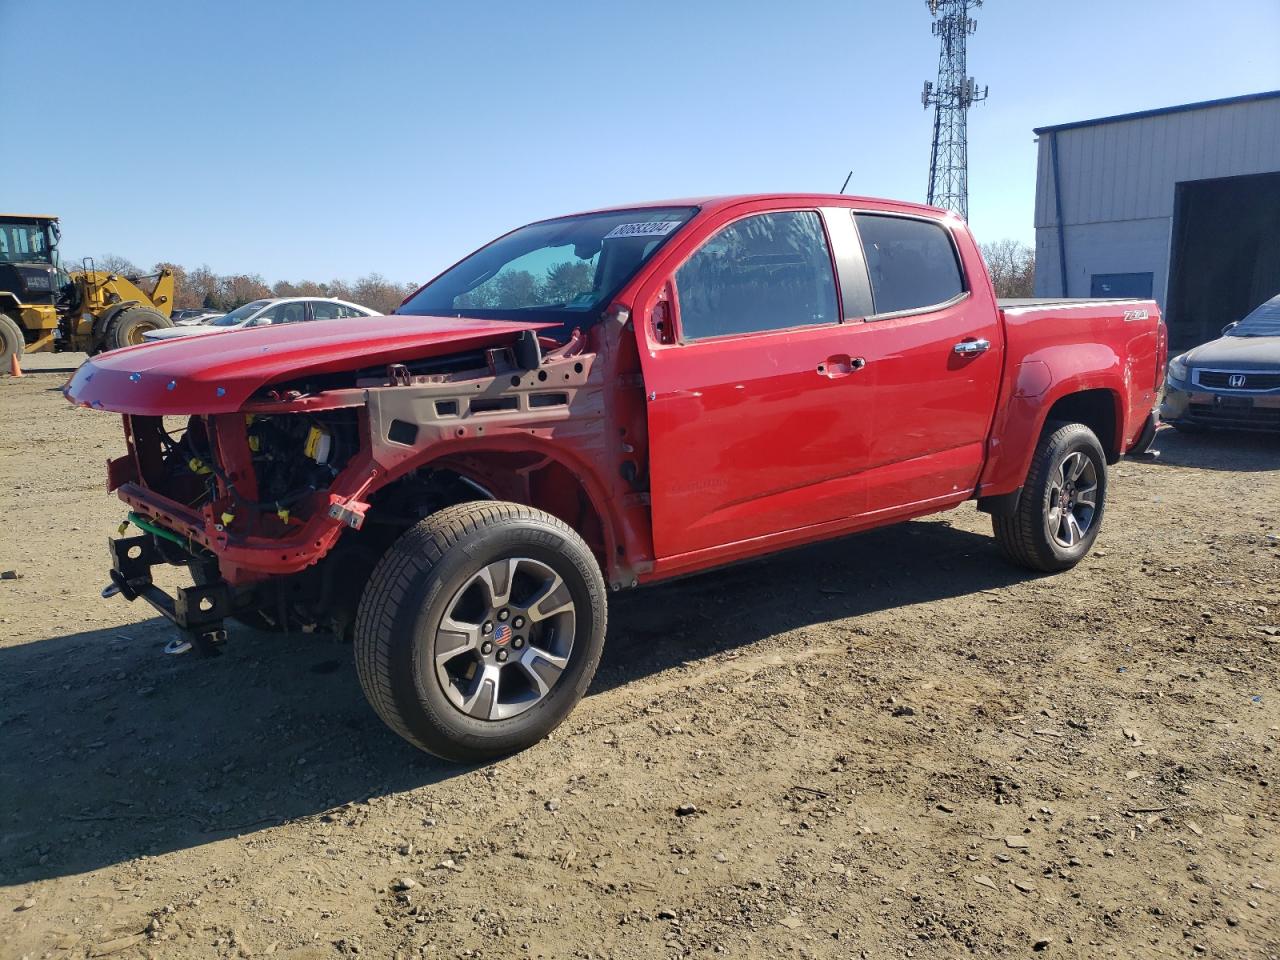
[88, 238, 1035, 316]
[92, 254, 418, 316]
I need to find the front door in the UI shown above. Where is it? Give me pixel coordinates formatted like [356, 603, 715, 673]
[641, 208, 875, 561]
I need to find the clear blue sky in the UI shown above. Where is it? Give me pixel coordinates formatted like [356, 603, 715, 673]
[2, 0, 1275, 285]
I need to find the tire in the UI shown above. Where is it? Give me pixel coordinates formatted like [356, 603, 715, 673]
[993, 422, 1107, 573]
[0, 313, 24, 372]
[354, 501, 607, 762]
[104, 306, 172, 350]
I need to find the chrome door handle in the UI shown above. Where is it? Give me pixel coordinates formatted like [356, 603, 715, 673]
[953, 338, 990, 355]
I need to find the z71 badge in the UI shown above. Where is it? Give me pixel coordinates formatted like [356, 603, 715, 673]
[1123, 309, 1150, 322]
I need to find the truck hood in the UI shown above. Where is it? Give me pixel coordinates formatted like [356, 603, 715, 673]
[65, 314, 552, 416]
[1184, 335, 1280, 370]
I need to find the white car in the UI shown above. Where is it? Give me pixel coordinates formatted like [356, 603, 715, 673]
[171, 309, 226, 326]
[143, 297, 379, 341]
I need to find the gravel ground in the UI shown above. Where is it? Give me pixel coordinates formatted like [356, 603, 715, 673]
[1, 370, 1277, 960]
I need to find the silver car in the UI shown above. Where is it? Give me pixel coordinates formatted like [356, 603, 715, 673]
[143, 297, 378, 341]
[1162, 293, 1280, 433]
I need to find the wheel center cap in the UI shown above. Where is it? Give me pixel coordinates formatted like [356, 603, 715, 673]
[493, 623, 513, 646]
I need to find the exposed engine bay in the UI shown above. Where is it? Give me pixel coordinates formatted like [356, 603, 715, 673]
[136, 409, 361, 536]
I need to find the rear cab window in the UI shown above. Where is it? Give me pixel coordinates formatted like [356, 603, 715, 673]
[853, 213, 965, 317]
[675, 211, 839, 341]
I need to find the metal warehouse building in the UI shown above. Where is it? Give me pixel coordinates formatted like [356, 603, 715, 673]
[1033, 90, 1280, 350]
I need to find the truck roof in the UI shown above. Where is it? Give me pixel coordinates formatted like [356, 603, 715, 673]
[563, 193, 952, 220]
[0, 214, 59, 220]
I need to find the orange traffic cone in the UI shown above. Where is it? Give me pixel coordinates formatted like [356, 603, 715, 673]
[8, 353, 22, 378]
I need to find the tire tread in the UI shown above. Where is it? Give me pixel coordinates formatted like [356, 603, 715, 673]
[353, 501, 605, 758]
[993, 421, 1106, 573]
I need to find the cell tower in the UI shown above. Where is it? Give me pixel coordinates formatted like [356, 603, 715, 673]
[921, 0, 988, 220]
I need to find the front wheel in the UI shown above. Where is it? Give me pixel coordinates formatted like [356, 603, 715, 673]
[993, 422, 1107, 572]
[354, 501, 607, 762]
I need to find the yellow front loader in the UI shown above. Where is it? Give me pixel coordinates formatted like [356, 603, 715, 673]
[0, 215, 175, 369]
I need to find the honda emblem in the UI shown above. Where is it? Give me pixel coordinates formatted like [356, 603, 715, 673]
[1228, 374, 1247, 388]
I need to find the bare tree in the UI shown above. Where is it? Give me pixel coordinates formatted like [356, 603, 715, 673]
[95, 253, 143, 277]
[350, 273, 416, 314]
[185, 265, 222, 309]
[980, 239, 1036, 299]
[218, 274, 271, 310]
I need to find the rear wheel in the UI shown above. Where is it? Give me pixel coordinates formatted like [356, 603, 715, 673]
[354, 501, 607, 761]
[104, 306, 171, 350]
[0, 313, 24, 372]
[993, 422, 1107, 572]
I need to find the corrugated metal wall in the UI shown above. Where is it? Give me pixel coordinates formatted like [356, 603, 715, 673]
[1033, 95, 1280, 301]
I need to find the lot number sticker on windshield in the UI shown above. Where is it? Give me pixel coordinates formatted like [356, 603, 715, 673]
[604, 221, 682, 240]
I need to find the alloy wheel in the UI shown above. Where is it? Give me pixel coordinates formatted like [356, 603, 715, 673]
[1046, 451, 1099, 548]
[434, 557, 576, 721]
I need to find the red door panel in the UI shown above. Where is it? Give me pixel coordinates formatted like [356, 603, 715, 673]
[845, 297, 1002, 513]
[643, 325, 872, 559]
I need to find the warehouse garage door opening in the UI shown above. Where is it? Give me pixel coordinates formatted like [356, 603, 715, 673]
[1034, 91, 1280, 353]
[1168, 172, 1280, 349]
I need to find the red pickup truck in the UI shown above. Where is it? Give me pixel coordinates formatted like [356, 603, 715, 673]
[67, 194, 1166, 760]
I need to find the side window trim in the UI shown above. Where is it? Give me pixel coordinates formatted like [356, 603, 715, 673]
[851, 210, 969, 321]
[863, 290, 971, 324]
[672, 208, 843, 344]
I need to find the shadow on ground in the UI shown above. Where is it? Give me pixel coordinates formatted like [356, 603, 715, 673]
[1, 517, 1029, 885]
[1133, 425, 1280, 473]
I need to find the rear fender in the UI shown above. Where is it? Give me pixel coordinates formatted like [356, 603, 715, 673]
[978, 352, 1126, 499]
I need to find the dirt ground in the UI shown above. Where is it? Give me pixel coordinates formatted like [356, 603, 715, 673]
[1, 370, 1277, 960]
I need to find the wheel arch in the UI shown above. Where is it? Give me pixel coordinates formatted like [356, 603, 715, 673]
[977, 378, 1125, 502]
[363, 438, 623, 579]
[1041, 387, 1123, 463]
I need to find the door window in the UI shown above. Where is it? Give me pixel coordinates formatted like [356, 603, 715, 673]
[253, 302, 306, 325]
[854, 214, 964, 316]
[311, 301, 342, 320]
[675, 211, 839, 340]
[277, 302, 307, 324]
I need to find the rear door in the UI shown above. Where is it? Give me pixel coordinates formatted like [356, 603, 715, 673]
[843, 211, 1002, 513]
[640, 205, 878, 560]
[310, 300, 343, 321]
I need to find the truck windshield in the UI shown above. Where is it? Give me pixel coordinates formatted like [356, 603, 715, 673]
[397, 207, 697, 333]
[1229, 294, 1280, 337]
[0, 221, 53, 264]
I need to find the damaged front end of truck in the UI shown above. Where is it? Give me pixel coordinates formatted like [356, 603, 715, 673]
[67, 312, 648, 655]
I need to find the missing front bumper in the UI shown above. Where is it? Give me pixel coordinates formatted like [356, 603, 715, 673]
[107, 535, 230, 655]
